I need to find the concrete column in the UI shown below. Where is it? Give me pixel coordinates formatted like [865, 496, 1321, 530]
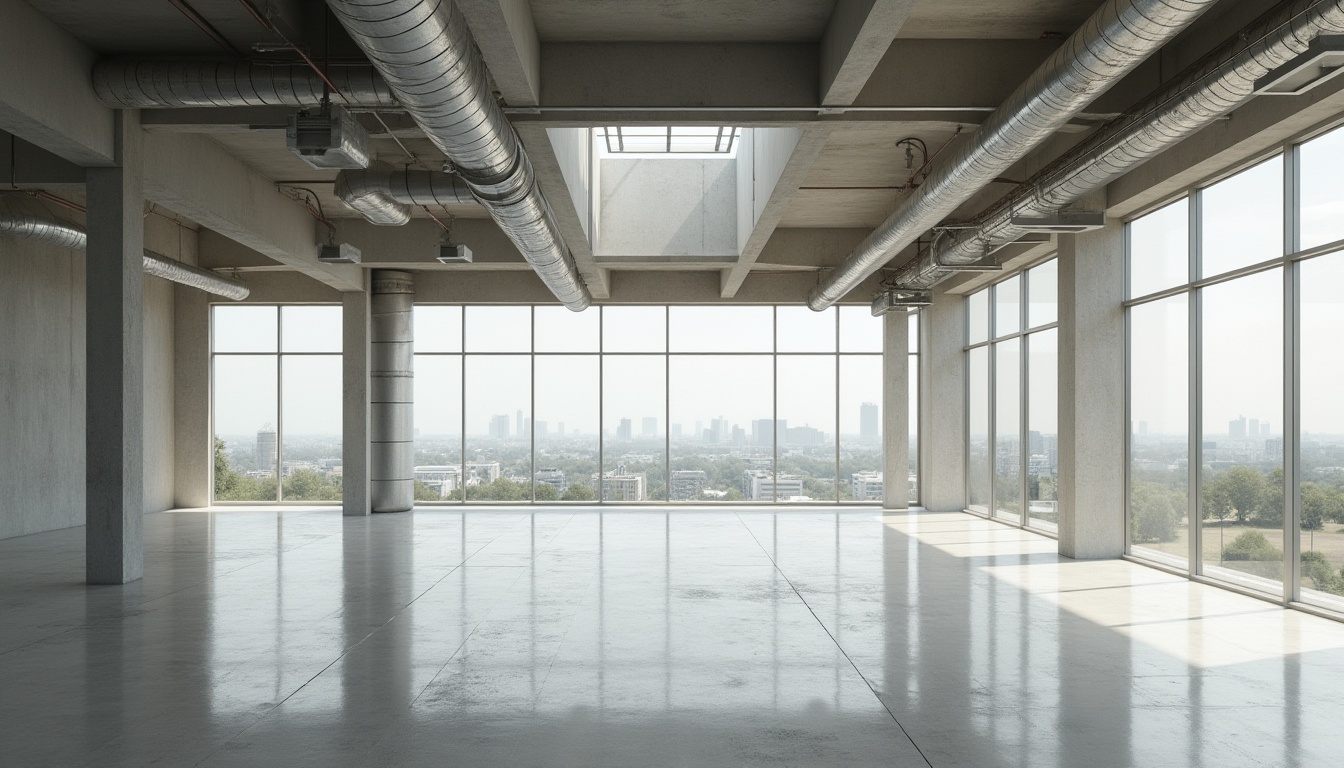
[882, 310, 909, 509]
[921, 288, 966, 512]
[369, 270, 414, 513]
[1057, 223, 1125, 559]
[173, 285, 210, 508]
[85, 110, 144, 584]
[343, 274, 372, 516]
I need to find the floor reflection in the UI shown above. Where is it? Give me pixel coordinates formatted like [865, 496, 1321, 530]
[0, 507, 1342, 766]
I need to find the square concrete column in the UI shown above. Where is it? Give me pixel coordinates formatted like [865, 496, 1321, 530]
[343, 275, 371, 516]
[882, 310, 909, 509]
[920, 289, 966, 512]
[85, 110, 144, 584]
[1057, 223, 1125, 559]
[173, 286, 210, 508]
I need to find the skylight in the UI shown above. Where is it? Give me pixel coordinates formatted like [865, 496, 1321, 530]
[601, 126, 742, 155]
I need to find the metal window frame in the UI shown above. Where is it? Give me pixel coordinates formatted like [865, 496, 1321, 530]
[1121, 116, 1344, 620]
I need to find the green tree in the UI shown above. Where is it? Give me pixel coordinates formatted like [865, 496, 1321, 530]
[1219, 467, 1267, 524]
[1130, 482, 1181, 543]
[1302, 483, 1330, 531]
[281, 468, 341, 501]
[214, 437, 240, 498]
[467, 477, 530, 501]
[721, 488, 745, 501]
[562, 483, 596, 501]
[1222, 530, 1282, 562]
[414, 480, 441, 501]
[535, 483, 559, 501]
[1300, 551, 1340, 593]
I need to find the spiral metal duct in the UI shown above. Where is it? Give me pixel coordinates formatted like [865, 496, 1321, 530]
[806, 0, 1217, 311]
[324, 0, 592, 311]
[334, 168, 478, 226]
[894, 0, 1344, 289]
[0, 197, 250, 300]
[370, 270, 415, 513]
[91, 61, 398, 109]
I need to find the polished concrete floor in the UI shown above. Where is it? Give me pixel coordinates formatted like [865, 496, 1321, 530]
[2, 507, 1343, 767]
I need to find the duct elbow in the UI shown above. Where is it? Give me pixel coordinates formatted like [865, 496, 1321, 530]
[334, 169, 412, 226]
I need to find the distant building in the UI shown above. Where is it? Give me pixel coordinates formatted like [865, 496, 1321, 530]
[851, 471, 883, 501]
[742, 470, 803, 501]
[731, 425, 745, 445]
[415, 465, 461, 498]
[535, 468, 567, 495]
[860, 402, 879, 444]
[785, 425, 825, 446]
[602, 470, 646, 501]
[670, 470, 707, 500]
[534, 420, 548, 440]
[256, 424, 277, 470]
[489, 415, 510, 440]
[617, 418, 633, 440]
[1229, 415, 1246, 439]
[465, 461, 501, 485]
[642, 416, 657, 437]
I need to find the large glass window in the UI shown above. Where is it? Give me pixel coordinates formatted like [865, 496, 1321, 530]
[1125, 125, 1344, 614]
[408, 305, 905, 505]
[964, 259, 1058, 532]
[211, 305, 342, 502]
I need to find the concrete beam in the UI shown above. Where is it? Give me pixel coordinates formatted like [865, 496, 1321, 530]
[721, 126, 833, 297]
[457, 0, 542, 107]
[0, 0, 114, 167]
[0, 130, 86, 187]
[820, 0, 917, 107]
[85, 111, 144, 584]
[140, 130, 362, 291]
[514, 124, 610, 297]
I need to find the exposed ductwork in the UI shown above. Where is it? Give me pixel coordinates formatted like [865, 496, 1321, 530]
[324, 0, 592, 311]
[0, 197, 250, 300]
[370, 270, 415, 513]
[807, 0, 1218, 311]
[895, 0, 1344, 289]
[92, 61, 397, 109]
[334, 167, 478, 226]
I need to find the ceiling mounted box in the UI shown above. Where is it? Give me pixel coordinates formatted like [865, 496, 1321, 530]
[1254, 36, 1344, 95]
[286, 105, 371, 170]
[1010, 211, 1106, 233]
[318, 243, 361, 264]
[436, 244, 473, 264]
[871, 289, 933, 316]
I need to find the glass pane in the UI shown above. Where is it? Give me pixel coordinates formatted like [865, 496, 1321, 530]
[1299, 252, 1344, 608]
[994, 276, 1021, 338]
[464, 355, 532, 500]
[1026, 330, 1057, 531]
[1299, 125, 1344, 250]
[776, 306, 835, 352]
[909, 354, 919, 505]
[669, 355, 772, 501]
[669, 306, 772, 352]
[464, 306, 531, 353]
[967, 290, 989, 345]
[1128, 296, 1189, 565]
[777, 355, 836, 502]
[534, 356, 599, 501]
[968, 346, 990, 514]
[279, 355, 342, 500]
[280, 306, 341, 353]
[839, 355, 882, 502]
[534, 306, 600, 352]
[213, 355, 277, 501]
[839, 306, 882, 352]
[1027, 260, 1057, 328]
[994, 338, 1021, 523]
[414, 306, 462, 353]
[213, 305, 277, 353]
[413, 355, 463, 502]
[1128, 199, 1189, 299]
[1200, 157, 1283, 279]
[604, 355, 665, 500]
[603, 306, 666, 352]
[1200, 269, 1283, 591]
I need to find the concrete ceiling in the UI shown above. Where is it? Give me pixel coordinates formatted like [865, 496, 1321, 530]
[25, 0, 309, 54]
[899, 0, 1101, 39]
[529, 0, 838, 42]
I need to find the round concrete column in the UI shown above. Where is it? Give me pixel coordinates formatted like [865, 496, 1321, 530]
[370, 270, 414, 512]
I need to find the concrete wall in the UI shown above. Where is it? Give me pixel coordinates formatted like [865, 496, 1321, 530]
[735, 127, 804, 253]
[0, 222, 181, 540]
[597, 157, 737, 257]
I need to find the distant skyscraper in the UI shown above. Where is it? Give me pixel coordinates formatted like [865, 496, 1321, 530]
[617, 418, 633, 440]
[642, 416, 657, 437]
[256, 424, 277, 470]
[534, 420, 548, 440]
[860, 402, 879, 443]
[489, 415, 510, 440]
[1229, 415, 1246, 439]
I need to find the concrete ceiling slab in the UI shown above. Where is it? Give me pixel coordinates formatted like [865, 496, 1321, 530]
[899, 0, 1098, 39]
[529, 0, 838, 42]
[26, 0, 307, 54]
